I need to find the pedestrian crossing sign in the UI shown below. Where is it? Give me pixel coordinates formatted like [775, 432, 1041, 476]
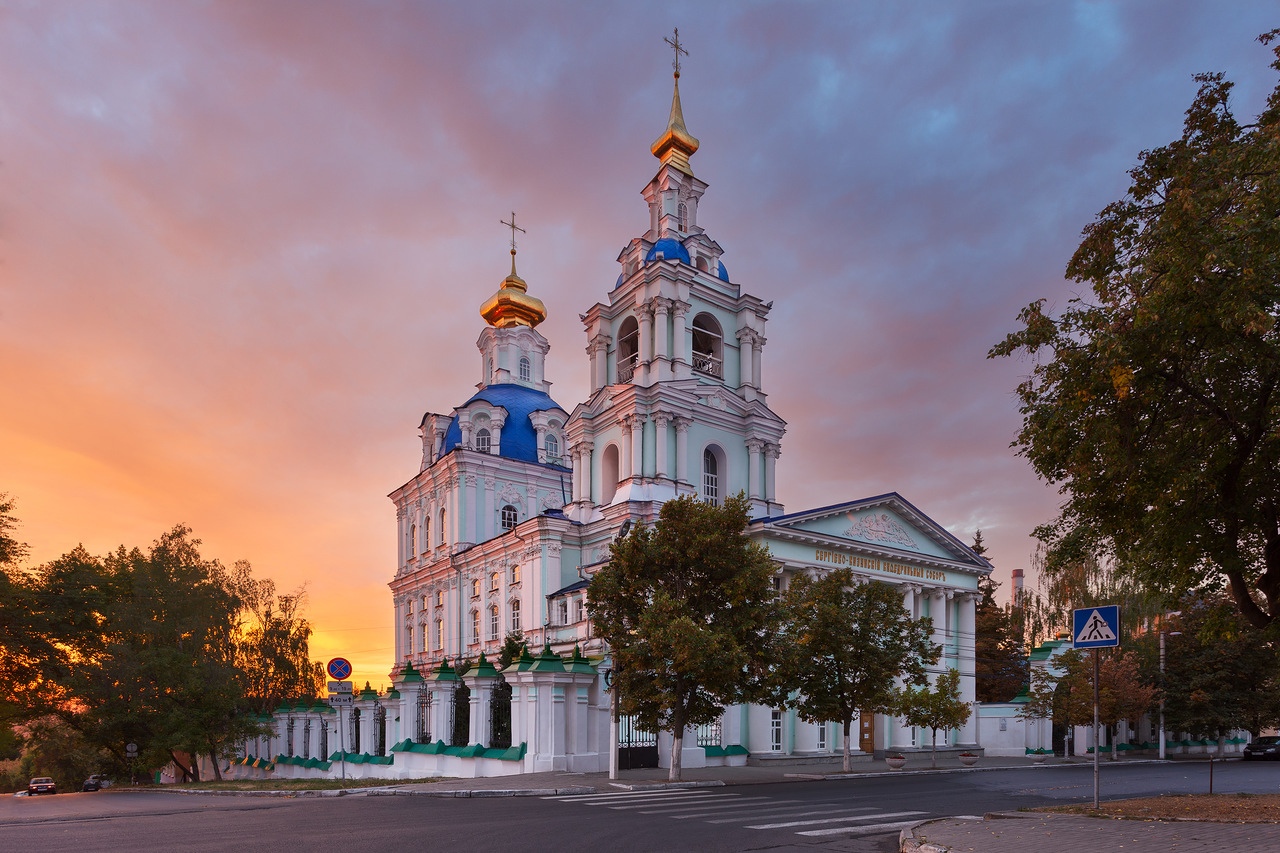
[1073, 605, 1120, 649]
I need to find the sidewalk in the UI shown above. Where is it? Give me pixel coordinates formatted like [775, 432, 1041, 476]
[900, 812, 1280, 853]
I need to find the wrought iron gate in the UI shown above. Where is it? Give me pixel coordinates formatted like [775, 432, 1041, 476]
[490, 679, 512, 749]
[618, 714, 659, 769]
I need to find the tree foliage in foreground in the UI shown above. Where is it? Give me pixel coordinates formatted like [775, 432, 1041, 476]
[588, 494, 782, 781]
[990, 31, 1280, 629]
[774, 569, 936, 772]
[1155, 598, 1280, 741]
[1023, 649, 1159, 760]
[894, 668, 970, 769]
[0, 499, 324, 786]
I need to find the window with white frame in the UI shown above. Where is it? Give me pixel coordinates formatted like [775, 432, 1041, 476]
[435, 590, 443, 608]
[405, 625, 413, 655]
[489, 605, 499, 640]
[501, 504, 518, 531]
[408, 523, 416, 555]
[490, 572, 499, 591]
[545, 433, 559, 463]
[574, 597, 585, 624]
[519, 356, 531, 382]
[435, 618, 444, 651]
[702, 448, 720, 506]
[557, 599, 569, 626]
[422, 516, 430, 551]
[816, 722, 827, 750]
[470, 610, 480, 644]
[471, 578, 481, 598]
[475, 428, 491, 454]
[677, 201, 688, 232]
[510, 598, 521, 632]
[771, 710, 783, 752]
[510, 564, 520, 585]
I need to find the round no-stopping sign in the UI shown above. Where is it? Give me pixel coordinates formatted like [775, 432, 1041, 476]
[326, 657, 353, 680]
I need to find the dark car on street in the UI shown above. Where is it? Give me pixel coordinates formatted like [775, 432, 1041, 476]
[1243, 736, 1280, 760]
[82, 774, 106, 791]
[27, 777, 56, 795]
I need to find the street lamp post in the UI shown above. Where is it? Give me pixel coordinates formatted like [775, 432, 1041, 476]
[1158, 614, 1182, 761]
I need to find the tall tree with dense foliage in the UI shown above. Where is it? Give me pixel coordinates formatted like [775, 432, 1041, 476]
[894, 668, 971, 768]
[1158, 599, 1280, 745]
[1037, 649, 1159, 760]
[774, 569, 937, 772]
[991, 31, 1280, 629]
[233, 567, 325, 715]
[588, 494, 782, 781]
[973, 575, 1027, 703]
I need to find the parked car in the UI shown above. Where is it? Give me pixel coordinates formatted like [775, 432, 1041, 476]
[1242, 736, 1280, 760]
[82, 775, 107, 792]
[27, 777, 56, 795]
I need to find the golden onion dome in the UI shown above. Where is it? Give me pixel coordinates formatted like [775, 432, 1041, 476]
[650, 70, 699, 175]
[480, 249, 546, 328]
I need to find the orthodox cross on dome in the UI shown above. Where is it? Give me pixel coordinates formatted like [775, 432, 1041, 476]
[501, 211, 526, 255]
[664, 27, 688, 77]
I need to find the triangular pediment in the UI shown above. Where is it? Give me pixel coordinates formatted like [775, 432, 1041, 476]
[754, 492, 990, 570]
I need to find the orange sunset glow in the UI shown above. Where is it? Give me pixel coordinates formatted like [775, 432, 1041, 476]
[3, 2, 1277, 683]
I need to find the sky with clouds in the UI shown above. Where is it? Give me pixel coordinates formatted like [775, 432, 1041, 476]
[3, 1, 1277, 683]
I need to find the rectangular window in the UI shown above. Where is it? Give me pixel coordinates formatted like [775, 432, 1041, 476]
[574, 597, 585, 624]
[435, 618, 444, 651]
[471, 610, 480, 644]
[771, 710, 783, 752]
[511, 599, 521, 632]
[489, 606, 499, 640]
[510, 565, 520, 585]
[702, 470, 719, 506]
[557, 599, 569, 626]
[816, 722, 827, 751]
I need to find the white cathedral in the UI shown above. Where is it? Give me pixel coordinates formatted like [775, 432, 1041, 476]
[244, 52, 993, 781]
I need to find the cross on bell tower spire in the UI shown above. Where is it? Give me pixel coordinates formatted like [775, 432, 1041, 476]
[665, 27, 688, 77]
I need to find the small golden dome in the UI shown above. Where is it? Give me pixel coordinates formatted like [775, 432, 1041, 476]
[480, 249, 546, 328]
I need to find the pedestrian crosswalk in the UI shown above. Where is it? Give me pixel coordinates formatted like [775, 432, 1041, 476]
[543, 788, 933, 839]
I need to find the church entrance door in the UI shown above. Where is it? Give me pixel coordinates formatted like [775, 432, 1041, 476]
[859, 713, 875, 754]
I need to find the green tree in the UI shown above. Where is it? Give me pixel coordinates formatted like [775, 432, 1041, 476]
[894, 668, 971, 768]
[990, 31, 1280, 629]
[774, 569, 937, 772]
[973, 575, 1028, 703]
[1158, 599, 1280, 746]
[588, 494, 781, 781]
[233, 568, 325, 715]
[1037, 649, 1159, 760]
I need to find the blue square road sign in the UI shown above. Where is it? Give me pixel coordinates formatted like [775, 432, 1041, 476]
[1073, 605, 1120, 649]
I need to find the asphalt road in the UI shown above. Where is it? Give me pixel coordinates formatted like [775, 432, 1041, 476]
[4, 761, 1276, 853]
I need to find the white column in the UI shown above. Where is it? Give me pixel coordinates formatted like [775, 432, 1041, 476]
[396, 508, 407, 567]
[491, 417, 505, 456]
[672, 301, 690, 377]
[674, 418, 690, 485]
[630, 415, 646, 480]
[745, 439, 763, 500]
[958, 592, 978, 746]
[737, 328, 753, 389]
[764, 444, 780, 502]
[653, 413, 670, 479]
[638, 305, 654, 385]
[930, 589, 947, 671]
[753, 334, 765, 390]
[589, 334, 609, 391]
[620, 417, 634, 479]
[464, 475, 478, 545]
[483, 477, 496, 536]
[653, 298, 671, 380]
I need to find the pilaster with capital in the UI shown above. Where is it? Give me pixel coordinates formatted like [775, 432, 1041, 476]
[652, 297, 673, 376]
[956, 591, 979, 746]
[588, 333, 611, 392]
[764, 444, 781, 502]
[637, 303, 654, 384]
[745, 438, 765, 499]
[629, 413, 646, 479]
[736, 327, 757, 391]
[652, 412, 672, 479]
[674, 417, 691, 484]
[672, 300, 691, 378]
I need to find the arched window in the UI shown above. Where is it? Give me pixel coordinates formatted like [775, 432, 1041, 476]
[617, 317, 640, 382]
[490, 572, 500, 591]
[435, 618, 444, 650]
[519, 356, 531, 382]
[695, 255, 709, 272]
[692, 313, 723, 378]
[601, 444, 620, 503]
[545, 433, 559, 464]
[501, 504, 518, 531]
[475, 428, 491, 454]
[510, 564, 520, 585]
[510, 599, 521, 632]
[677, 202, 688, 232]
[702, 447, 720, 506]
[489, 605, 500, 640]
[470, 610, 480, 644]
[422, 516, 430, 552]
[440, 508, 447, 545]
[486, 357, 493, 380]
[408, 523, 416, 556]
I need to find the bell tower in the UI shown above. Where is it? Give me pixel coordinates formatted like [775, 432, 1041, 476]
[565, 30, 785, 520]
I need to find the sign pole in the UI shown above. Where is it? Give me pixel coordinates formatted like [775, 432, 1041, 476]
[1092, 648, 1100, 810]
[338, 706, 346, 781]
